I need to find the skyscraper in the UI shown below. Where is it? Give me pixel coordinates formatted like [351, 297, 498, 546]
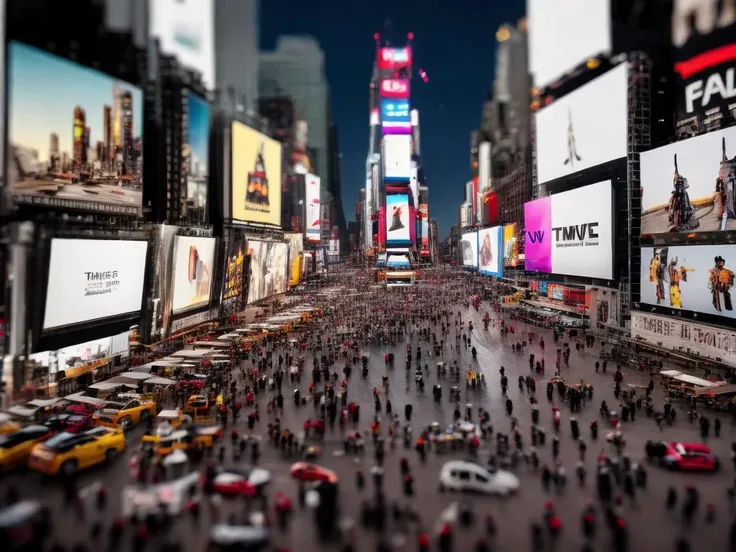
[103, 104, 112, 171]
[50, 132, 59, 172]
[121, 92, 133, 175]
[73, 106, 86, 169]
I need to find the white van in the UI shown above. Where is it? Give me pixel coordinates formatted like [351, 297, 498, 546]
[439, 460, 520, 496]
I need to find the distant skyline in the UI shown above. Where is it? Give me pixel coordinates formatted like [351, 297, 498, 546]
[187, 93, 210, 167]
[7, 41, 143, 162]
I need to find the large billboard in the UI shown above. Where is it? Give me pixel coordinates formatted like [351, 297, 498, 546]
[528, 0, 612, 88]
[171, 236, 216, 313]
[377, 47, 412, 70]
[149, 0, 215, 90]
[285, 232, 304, 287]
[7, 42, 144, 215]
[503, 224, 520, 267]
[248, 240, 289, 304]
[478, 226, 503, 277]
[535, 63, 628, 184]
[641, 245, 736, 320]
[183, 92, 210, 223]
[222, 234, 247, 314]
[461, 231, 479, 268]
[419, 204, 429, 254]
[381, 99, 411, 126]
[305, 174, 321, 242]
[43, 239, 148, 331]
[383, 135, 412, 181]
[386, 194, 411, 245]
[231, 121, 282, 226]
[380, 79, 410, 99]
[524, 180, 614, 280]
[641, 126, 736, 234]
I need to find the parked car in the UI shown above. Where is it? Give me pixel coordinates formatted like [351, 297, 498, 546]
[45, 414, 94, 434]
[645, 440, 719, 472]
[210, 466, 272, 497]
[28, 426, 125, 475]
[290, 462, 338, 483]
[438, 460, 520, 496]
[0, 426, 53, 472]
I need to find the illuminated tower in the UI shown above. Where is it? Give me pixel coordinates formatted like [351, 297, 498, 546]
[121, 91, 133, 175]
[112, 87, 122, 151]
[73, 106, 86, 169]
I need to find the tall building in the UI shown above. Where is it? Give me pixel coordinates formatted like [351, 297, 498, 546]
[73, 106, 86, 169]
[327, 122, 346, 243]
[49, 132, 59, 172]
[103, 105, 112, 170]
[121, 92, 133, 175]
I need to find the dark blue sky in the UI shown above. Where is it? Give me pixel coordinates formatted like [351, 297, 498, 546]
[261, 0, 526, 239]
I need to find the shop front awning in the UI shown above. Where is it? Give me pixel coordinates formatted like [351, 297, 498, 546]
[169, 349, 214, 359]
[145, 376, 176, 386]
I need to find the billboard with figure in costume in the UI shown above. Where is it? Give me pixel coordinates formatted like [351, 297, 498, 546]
[386, 194, 410, 245]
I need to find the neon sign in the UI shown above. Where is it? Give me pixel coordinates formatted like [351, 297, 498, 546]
[380, 79, 410, 98]
[378, 47, 412, 69]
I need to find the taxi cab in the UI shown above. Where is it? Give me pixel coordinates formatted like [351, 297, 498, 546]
[0, 413, 21, 436]
[184, 395, 209, 414]
[0, 426, 53, 472]
[28, 426, 125, 475]
[142, 426, 222, 457]
[92, 394, 157, 429]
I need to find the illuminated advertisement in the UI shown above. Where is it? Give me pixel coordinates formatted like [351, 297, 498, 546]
[548, 283, 565, 301]
[171, 236, 216, 313]
[535, 63, 628, 184]
[380, 79, 410, 99]
[461, 231, 479, 268]
[387, 254, 411, 268]
[524, 180, 613, 280]
[285, 232, 304, 287]
[381, 100, 411, 125]
[248, 240, 289, 303]
[386, 194, 411, 245]
[183, 92, 210, 223]
[641, 244, 736, 321]
[478, 226, 503, 277]
[377, 47, 412, 70]
[383, 135, 412, 181]
[503, 224, 520, 267]
[305, 173, 321, 242]
[231, 121, 282, 226]
[641, 126, 736, 234]
[7, 42, 144, 215]
[222, 235, 247, 314]
[420, 204, 429, 253]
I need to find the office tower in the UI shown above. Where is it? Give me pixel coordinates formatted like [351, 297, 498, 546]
[49, 132, 59, 172]
[103, 104, 112, 171]
[73, 106, 86, 169]
[121, 91, 133, 175]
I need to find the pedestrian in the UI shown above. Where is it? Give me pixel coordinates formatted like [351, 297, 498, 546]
[506, 398, 513, 416]
[541, 465, 552, 493]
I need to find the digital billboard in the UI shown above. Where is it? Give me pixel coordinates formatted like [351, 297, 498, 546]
[383, 135, 412, 181]
[183, 92, 210, 224]
[419, 204, 429, 253]
[43, 239, 148, 331]
[305, 173, 321, 242]
[231, 121, 282, 226]
[478, 226, 503, 277]
[7, 42, 144, 215]
[222, 234, 247, 314]
[503, 224, 520, 267]
[528, 0, 612, 88]
[641, 245, 736, 321]
[641, 126, 736, 234]
[387, 254, 411, 268]
[381, 100, 411, 125]
[377, 47, 412, 70]
[171, 236, 216, 313]
[380, 79, 410, 99]
[248, 240, 289, 304]
[386, 194, 411, 245]
[524, 180, 614, 280]
[149, 0, 215, 90]
[285, 232, 304, 287]
[461, 231, 479, 268]
[535, 63, 628, 184]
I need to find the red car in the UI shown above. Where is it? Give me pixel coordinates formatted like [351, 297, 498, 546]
[208, 466, 272, 497]
[645, 441, 719, 472]
[290, 462, 338, 483]
[44, 414, 93, 434]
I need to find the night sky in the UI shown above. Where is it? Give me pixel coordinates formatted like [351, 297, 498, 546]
[261, 0, 526, 239]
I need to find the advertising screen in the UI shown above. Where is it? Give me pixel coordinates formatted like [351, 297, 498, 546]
[478, 226, 503, 277]
[171, 236, 215, 313]
[183, 92, 210, 223]
[420, 204, 429, 252]
[387, 254, 410, 268]
[461, 232, 479, 268]
[248, 240, 289, 304]
[535, 63, 628, 184]
[641, 244, 736, 321]
[380, 79, 410, 99]
[231, 121, 282, 226]
[305, 174, 321, 242]
[524, 180, 613, 280]
[285, 232, 304, 287]
[43, 239, 148, 331]
[386, 194, 411, 245]
[381, 100, 411, 125]
[222, 235, 247, 313]
[383, 135, 412, 181]
[548, 283, 565, 301]
[503, 224, 520, 267]
[641, 126, 736, 234]
[149, 0, 215, 90]
[377, 47, 412, 70]
[7, 42, 144, 215]
[528, 0, 612, 88]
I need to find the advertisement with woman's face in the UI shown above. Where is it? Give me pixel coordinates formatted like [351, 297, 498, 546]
[478, 226, 502, 277]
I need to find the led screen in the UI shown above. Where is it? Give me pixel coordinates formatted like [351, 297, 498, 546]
[461, 231, 479, 268]
[7, 42, 144, 215]
[524, 180, 613, 280]
[641, 126, 736, 235]
[381, 100, 411, 125]
[184, 92, 210, 224]
[535, 63, 628, 184]
[171, 236, 216, 313]
[305, 174, 321, 242]
[43, 239, 148, 331]
[387, 254, 410, 268]
[380, 79, 410, 99]
[285, 232, 304, 287]
[420, 204, 429, 253]
[248, 240, 289, 303]
[478, 226, 503, 277]
[222, 234, 247, 314]
[383, 135, 412, 181]
[503, 224, 520, 267]
[386, 194, 411, 245]
[377, 47, 412, 70]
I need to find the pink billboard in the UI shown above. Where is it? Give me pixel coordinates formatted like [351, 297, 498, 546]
[380, 79, 410, 99]
[524, 196, 552, 272]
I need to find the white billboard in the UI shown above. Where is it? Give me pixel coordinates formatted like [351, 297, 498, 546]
[535, 63, 628, 184]
[461, 231, 478, 268]
[305, 174, 321, 242]
[43, 239, 148, 331]
[478, 226, 503, 277]
[528, 0, 612, 88]
[149, 0, 215, 90]
[383, 135, 412, 181]
[171, 236, 216, 313]
[248, 240, 289, 303]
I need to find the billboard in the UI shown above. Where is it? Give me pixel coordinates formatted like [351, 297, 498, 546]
[43, 239, 148, 331]
[305, 174, 321, 242]
[171, 236, 216, 313]
[386, 194, 411, 244]
[383, 135, 412, 181]
[461, 231, 479, 268]
[231, 121, 282, 226]
[641, 245, 736, 320]
[248, 240, 289, 303]
[503, 224, 520, 267]
[7, 42, 144, 215]
[528, 0, 612, 88]
[380, 79, 410, 99]
[222, 234, 247, 313]
[377, 47, 412, 70]
[183, 92, 210, 223]
[149, 0, 215, 90]
[535, 63, 628, 184]
[285, 232, 304, 287]
[420, 204, 429, 253]
[387, 254, 410, 268]
[524, 180, 614, 280]
[478, 226, 503, 277]
[640, 126, 736, 234]
[381, 100, 411, 125]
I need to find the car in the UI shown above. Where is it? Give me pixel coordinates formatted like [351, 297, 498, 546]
[142, 426, 223, 457]
[210, 466, 272, 497]
[28, 426, 125, 475]
[208, 523, 269, 552]
[92, 394, 156, 429]
[0, 426, 53, 472]
[438, 460, 520, 496]
[45, 414, 93, 434]
[0, 501, 51, 549]
[290, 462, 338, 483]
[645, 440, 719, 472]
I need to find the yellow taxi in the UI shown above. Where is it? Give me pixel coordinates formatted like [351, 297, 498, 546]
[0, 413, 21, 435]
[92, 394, 157, 429]
[28, 426, 125, 475]
[0, 426, 53, 472]
[142, 426, 222, 456]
